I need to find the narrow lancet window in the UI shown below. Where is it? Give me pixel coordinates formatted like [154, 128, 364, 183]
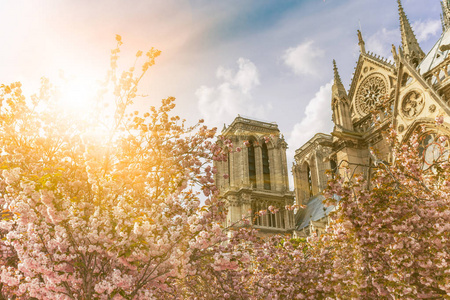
[248, 141, 256, 188]
[262, 143, 271, 190]
[307, 164, 313, 198]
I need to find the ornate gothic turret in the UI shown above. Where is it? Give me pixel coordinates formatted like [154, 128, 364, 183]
[397, 0, 425, 66]
[331, 60, 352, 130]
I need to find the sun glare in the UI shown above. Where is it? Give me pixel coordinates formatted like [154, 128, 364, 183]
[53, 69, 121, 138]
[56, 73, 98, 113]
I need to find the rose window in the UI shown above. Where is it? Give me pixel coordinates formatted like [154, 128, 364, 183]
[355, 74, 387, 116]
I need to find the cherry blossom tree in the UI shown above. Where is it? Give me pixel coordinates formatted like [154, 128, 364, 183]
[176, 122, 450, 299]
[319, 125, 450, 299]
[0, 35, 448, 299]
[232, 123, 450, 299]
[0, 36, 230, 299]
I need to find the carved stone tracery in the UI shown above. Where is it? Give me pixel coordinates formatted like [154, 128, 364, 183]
[429, 104, 436, 113]
[355, 74, 387, 116]
[401, 90, 425, 119]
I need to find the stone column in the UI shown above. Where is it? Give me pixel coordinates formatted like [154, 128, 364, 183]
[243, 145, 250, 186]
[269, 147, 277, 191]
[280, 142, 289, 190]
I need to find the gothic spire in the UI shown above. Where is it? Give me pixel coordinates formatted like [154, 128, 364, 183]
[331, 60, 351, 130]
[441, 13, 446, 33]
[441, 0, 450, 31]
[357, 30, 366, 54]
[332, 60, 347, 99]
[397, 0, 425, 65]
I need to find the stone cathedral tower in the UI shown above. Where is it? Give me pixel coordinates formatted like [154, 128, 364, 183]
[214, 116, 295, 235]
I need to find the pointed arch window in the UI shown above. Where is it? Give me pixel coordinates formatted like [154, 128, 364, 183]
[334, 103, 341, 125]
[262, 143, 271, 190]
[418, 132, 450, 169]
[307, 164, 313, 198]
[248, 141, 256, 188]
[330, 159, 337, 179]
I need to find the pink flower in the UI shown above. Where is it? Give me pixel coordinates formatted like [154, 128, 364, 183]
[435, 114, 444, 125]
[268, 206, 279, 214]
[258, 210, 267, 216]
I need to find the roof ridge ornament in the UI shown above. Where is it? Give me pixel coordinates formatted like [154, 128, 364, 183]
[391, 44, 399, 66]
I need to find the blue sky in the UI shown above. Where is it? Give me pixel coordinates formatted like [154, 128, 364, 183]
[0, 0, 444, 184]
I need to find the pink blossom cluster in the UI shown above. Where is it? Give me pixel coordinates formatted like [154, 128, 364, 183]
[0, 41, 448, 299]
[0, 47, 231, 299]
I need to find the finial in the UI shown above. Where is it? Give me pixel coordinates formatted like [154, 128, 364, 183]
[357, 30, 366, 53]
[397, 0, 405, 13]
[333, 60, 342, 86]
[332, 60, 347, 99]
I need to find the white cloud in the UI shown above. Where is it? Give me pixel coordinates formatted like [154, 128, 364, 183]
[196, 58, 269, 128]
[282, 40, 325, 77]
[285, 81, 333, 189]
[366, 28, 399, 59]
[287, 81, 333, 155]
[216, 58, 260, 94]
[363, 20, 440, 62]
[413, 19, 441, 43]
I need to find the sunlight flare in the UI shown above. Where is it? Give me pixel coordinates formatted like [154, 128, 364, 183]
[55, 72, 98, 113]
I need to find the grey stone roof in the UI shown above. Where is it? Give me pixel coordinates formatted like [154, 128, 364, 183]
[295, 195, 335, 230]
[222, 116, 279, 135]
[418, 29, 450, 75]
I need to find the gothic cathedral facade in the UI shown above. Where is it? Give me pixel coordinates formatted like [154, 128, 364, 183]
[216, 0, 450, 236]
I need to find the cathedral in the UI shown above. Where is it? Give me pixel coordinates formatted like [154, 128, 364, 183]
[214, 0, 450, 236]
